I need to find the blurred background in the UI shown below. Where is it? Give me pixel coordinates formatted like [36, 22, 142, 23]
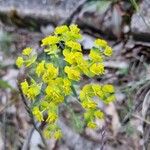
[0, 0, 150, 149]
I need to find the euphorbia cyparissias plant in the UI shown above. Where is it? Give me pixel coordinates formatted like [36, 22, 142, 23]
[16, 24, 115, 139]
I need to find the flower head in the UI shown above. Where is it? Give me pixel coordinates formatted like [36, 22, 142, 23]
[42, 63, 58, 82]
[104, 95, 115, 104]
[104, 46, 113, 57]
[32, 107, 43, 122]
[22, 47, 32, 56]
[65, 41, 81, 51]
[90, 63, 105, 75]
[54, 130, 62, 139]
[46, 112, 58, 123]
[55, 25, 69, 35]
[21, 80, 41, 100]
[89, 49, 103, 62]
[36, 60, 45, 77]
[94, 110, 104, 119]
[64, 66, 81, 81]
[21, 80, 29, 95]
[92, 84, 104, 99]
[41, 36, 59, 46]
[62, 78, 71, 95]
[94, 39, 107, 48]
[82, 100, 97, 109]
[102, 84, 115, 93]
[69, 24, 80, 33]
[27, 84, 41, 100]
[77, 59, 90, 76]
[87, 122, 97, 129]
[64, 51, 83, 65]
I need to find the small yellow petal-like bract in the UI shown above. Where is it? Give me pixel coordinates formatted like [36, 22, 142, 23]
[36, 60, 45, 77]
[42, 63, 58, 82]
[54, 130, 62, 139]
[77, 59, 90, 75]
[81, 84, 94, 98]
[22, 47, 32, 56]
[65, 41, 81, 51]
[104, 46, 113, 57]
[79, 91, 86, 102]
[64, 66, 81, 81]
[94, 39, 107, 48]
[104, 95, 116, 104]
[21, 79, 41, 100]
[102, 84, 115, 93]
[92, 84, 104, 98]
[46, 112, 58, 123]
[90, 63, 105, 75]
[82, 100, 97, 109]
[52, 92, 64, 104]
[16, 57, 24, 68]
[69, 24, 80, 33]
[27, 84, 41, 100]
[54, 25, 69, 35]
[32, 107, 43, 122]
[21, 80, 29, 95]
[89, 49, 103, 62]
[63, 78, 71, 95]
[94, 110, 104, 119]
[41, 36, 59, 46]
[82, 84, 92, 93]
[87, 122, 97, 129]
[64, 51, 83, 65]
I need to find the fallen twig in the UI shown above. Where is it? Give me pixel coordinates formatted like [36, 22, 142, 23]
[100, 126, 106, 150]
[132, 114, 150, 125]
[22, 127, 34, 150]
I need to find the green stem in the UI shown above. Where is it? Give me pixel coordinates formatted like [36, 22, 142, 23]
[71, 85, 79, 101]
[130, 0, 139, 11]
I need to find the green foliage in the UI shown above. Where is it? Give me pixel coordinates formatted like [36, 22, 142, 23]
[0, 79, 12, 89]
[130, 0, 139, 11]
[0, 30, 12, 53]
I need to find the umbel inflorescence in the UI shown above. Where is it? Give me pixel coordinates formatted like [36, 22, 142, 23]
[16, 24, 115, 139]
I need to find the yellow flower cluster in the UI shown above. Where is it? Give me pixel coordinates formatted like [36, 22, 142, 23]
[22, 47, 32, 56]
[63, 44, 106, 80]
[41, 36, 60, 46]
[32, 107, 43, 121]
[34, 100, 63, 139]
[41, 24, 82, 56]
[42, 63, 58, 83]
[54, 24, 82, 41]
[16, 47, 37, 68]
[16, 24, 115, 138]
[55, 25, 68, 34]
[45, 78, 71, 104]
[21, 80, 41, 100]
[80, 83, 115, 128]
[94, 39, 113, 57]
[43, 124, 62, 139]
[65, 41, 81, 51]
